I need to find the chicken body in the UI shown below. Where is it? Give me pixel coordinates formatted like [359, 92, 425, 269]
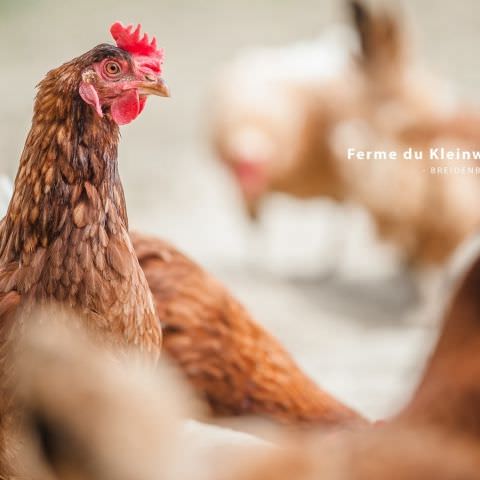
[133, 232, 364, 426]
[210, 25, 359, 218]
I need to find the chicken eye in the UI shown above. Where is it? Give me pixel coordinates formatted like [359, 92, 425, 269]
[104, 61, 121, 77]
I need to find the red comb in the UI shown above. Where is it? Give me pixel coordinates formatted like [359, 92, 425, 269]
[110, 22, 164, 71]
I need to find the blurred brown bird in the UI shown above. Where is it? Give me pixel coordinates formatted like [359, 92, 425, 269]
[212, 0, 480, 269]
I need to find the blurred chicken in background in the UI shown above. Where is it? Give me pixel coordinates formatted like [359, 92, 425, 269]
[208, 7, 387, 281]
[210, 22, 358, 218]
[211, 0, 480, 274]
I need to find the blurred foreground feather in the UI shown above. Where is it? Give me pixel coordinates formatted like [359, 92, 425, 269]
[7, 313, 272, 480]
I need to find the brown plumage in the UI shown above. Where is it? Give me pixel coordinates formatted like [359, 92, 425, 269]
[0, 44, 163, 360]
[396, 251, 480, 438]
[12, 244, 480, 480]
[132, 232, 365, 427]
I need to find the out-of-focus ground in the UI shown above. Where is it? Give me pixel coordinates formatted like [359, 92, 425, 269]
[0, 0, 478, 418]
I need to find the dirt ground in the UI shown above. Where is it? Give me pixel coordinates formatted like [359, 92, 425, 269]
[1, 0, 478, 419]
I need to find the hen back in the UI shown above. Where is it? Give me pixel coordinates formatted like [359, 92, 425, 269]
[132, 232, 364, 427]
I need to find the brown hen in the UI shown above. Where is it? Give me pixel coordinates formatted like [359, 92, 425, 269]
[0, 25, 169, 361]
[132, 232, 365, 427]
[0, 23, 169, 476]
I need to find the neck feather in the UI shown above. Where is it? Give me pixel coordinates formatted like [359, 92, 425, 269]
[0, 62, 125, 263]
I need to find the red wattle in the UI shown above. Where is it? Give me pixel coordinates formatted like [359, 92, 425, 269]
[111, 90, 141, 125]
[232, 161, 268, 198]
[79, 82, 103, 118]
[138, 96, 147, 115]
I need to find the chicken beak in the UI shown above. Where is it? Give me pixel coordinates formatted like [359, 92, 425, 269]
[139, 77, 170, 97]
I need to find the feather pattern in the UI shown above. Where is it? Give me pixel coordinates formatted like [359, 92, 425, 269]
[132, 232, 365, 427]
[0, 45, 162, 366]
